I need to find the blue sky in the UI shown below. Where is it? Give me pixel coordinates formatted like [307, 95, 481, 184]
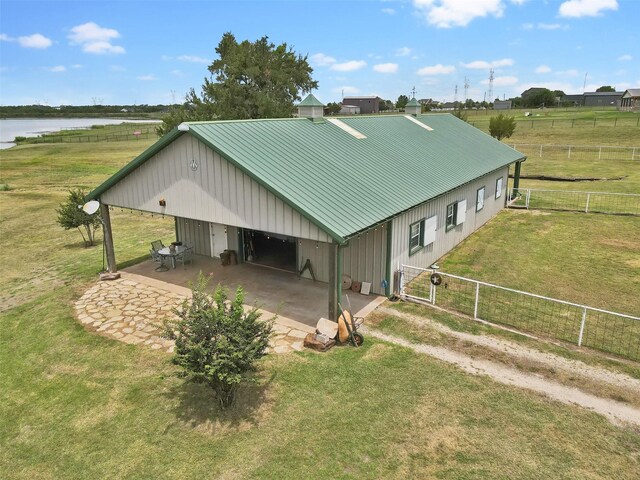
[1, 0, 638, 106]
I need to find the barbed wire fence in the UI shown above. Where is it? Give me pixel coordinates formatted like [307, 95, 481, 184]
[400, 265, 640, 361]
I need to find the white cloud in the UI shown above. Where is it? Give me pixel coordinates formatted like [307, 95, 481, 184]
[510, 0, 528, 4]
[417, 63, 455, 75]
[381, 8, 396, 15]
[71, 64, 82, 69]
[330, 60, 367, 72]
[396, 47, 412, 57]
[538, 23, 563, 30]
[177, 55, 209, 64]
[109, 65, 126, 72]
[413, 0, 505, 28]
[482, 75, 518, 86]
[373, 63, 398, 73]
[18, 33, 52, 49]
[332, 86, 360, 95]
[68, 22, 125, 55]
[618, 54, 632, 61]
[47, 65, 66, 72]
[310, 53, 336, 67]
[1, 33, 52, 49]
[535, 65, 552, 74]
[137, 75, 156, 81]
[559, 0, 618, 18]
[461, 58, 513, 69]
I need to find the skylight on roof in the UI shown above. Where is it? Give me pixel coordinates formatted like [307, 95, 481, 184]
[326, 118, 367, 139]
[404, 115, 434, 131]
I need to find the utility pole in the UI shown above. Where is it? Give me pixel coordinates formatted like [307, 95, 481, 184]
[464, 76, 469, 103]
[487, 69, 495, 103]
[454, 85, 458, 104]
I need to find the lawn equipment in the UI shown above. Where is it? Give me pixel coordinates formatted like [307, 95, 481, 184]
[338, 295, 364, 347]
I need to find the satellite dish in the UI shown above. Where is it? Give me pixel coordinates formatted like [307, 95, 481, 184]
[82, 200, 100, 215]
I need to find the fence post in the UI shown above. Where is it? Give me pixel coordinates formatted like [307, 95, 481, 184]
[525, 189, 531, 209]
[473, 282, 480, 319]
[585, 193, 591, 213]
[399, 267, 405, 296]
[578, 307, 587, 346]
[633, 147, 637, 161]
[598, 146, 602, 160]
[568, 146, 571, 159]
[539, 145, 543, 157]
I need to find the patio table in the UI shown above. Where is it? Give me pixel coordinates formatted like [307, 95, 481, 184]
[157, 245, 187, 271]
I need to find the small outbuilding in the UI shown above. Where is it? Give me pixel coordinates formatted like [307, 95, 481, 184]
[620, 89, 640, 112]
[88, 94, 526, 320]
[341, 96, 381, 114]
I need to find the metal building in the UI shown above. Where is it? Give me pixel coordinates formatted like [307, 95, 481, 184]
[88, 94, 526, 321]
[341, 96, 381, 114]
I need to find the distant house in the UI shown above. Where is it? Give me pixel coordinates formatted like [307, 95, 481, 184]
[87, 94, 526, 321]
[619, 89, 640, 112]
[583, 91, 623, 107]
[521, 87, 547, 99]
[342, 96, 381, 114]
[339, 105, 360, 115]
[493, 100, 512, 110]
[440, 102, 458, 111]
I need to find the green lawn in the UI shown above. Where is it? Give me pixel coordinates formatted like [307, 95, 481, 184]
[2, 127, 640, 478]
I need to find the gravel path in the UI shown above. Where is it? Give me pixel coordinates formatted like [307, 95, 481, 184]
[378, 306, 640, 394]
[364, 309, 640, 428]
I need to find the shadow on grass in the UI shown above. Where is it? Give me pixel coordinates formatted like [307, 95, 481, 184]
[164, 372, 277, 433]
[118, 254, 150, 270]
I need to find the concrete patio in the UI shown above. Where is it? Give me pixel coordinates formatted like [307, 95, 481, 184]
[123, 254, 385, 328]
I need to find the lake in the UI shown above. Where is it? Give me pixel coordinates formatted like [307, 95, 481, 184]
[0, 118, 161, 149]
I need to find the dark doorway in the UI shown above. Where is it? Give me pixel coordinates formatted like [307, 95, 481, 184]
[243, 230, 297, 272]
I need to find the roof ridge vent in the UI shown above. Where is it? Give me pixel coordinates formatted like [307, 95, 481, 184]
[404, 115, 433, 131]
[326, 118, 367, 139]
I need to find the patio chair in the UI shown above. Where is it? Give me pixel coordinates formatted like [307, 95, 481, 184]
[176, 247, 193, 268]
[150, 248, 161, 263]
[151, 240, 164, 252]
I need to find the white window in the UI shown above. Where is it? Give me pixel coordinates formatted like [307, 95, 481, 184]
[495, 177, 503, 199]
[409, 219, 424, 255]
[446, 203, 457, 231]
[423, 215, 437, 246]
[476, 186, 485, 212]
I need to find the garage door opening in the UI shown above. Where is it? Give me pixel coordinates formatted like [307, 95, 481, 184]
[243, 230, 297, 272]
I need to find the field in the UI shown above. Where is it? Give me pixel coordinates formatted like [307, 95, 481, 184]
[2, 112, 640, 479]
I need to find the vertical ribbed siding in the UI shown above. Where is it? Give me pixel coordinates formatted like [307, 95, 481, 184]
[100, 135, 331, 243]
[298, 239, 330, 282]
[342, 223, 387, 295]
[390, 167, 508, 291]
[175, 216, 211, 256]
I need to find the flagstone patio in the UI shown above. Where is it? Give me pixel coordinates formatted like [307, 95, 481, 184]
[74, 272, 315, 354]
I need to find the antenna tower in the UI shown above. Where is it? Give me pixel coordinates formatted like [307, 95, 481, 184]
[583, 72, 588, 93]
[487, 69, 495, 103]
[410, 85, 417, 99]
[454, 85, 458, 104]
[464, 77, 469, 102]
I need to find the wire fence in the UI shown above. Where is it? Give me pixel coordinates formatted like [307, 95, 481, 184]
[508, 188, 640, 215]
[508, 143, 639, 162]
[469, 116, 640, 129]
[400, 265, 640, 361]
[17, 125, 159, 145]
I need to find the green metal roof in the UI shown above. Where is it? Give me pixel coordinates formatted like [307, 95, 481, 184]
[89, 114, 525, 243]
[297, 93, 324, 107]
[405, 97, 420, 107]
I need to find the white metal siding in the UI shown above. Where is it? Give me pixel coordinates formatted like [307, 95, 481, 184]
[100, 135, 331, 242]
[176, 216, 211, 256]
[390, 167, 508, 291]
[296, 223, 387, 296]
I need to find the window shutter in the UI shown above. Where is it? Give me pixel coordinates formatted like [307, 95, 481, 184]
[456, 200, 466, 225]
[423, 215, 437, 246]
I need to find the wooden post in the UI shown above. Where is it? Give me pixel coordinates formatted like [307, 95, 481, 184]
[100, 203, 117, 273]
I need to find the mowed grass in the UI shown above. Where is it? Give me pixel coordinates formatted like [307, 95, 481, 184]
[439, 210, 640, 316]
[2, 127, 640, 478]
[3, 291, 640, 479]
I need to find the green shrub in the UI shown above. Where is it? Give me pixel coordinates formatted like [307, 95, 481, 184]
[0, 183, 12, 191]
[162, 274, 273, 408]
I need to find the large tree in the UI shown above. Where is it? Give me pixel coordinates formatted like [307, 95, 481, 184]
[159, 33, 318, 133]
[522, 88, 556, 108]
[396, 95, 409, 110]
[596, 85, 616, 92]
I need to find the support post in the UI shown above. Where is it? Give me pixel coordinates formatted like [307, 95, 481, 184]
[100, 204, 117, 273]
[578, 307, 587, 346]
[585, 193, 591, 213]
[385, 221, 393, 297]
[328, 242, 339, 321]
[512, 161, 522, 195]
[473, 282, 480, 319]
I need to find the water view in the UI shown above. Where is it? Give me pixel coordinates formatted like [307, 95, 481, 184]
[0, 118, 160, 149]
